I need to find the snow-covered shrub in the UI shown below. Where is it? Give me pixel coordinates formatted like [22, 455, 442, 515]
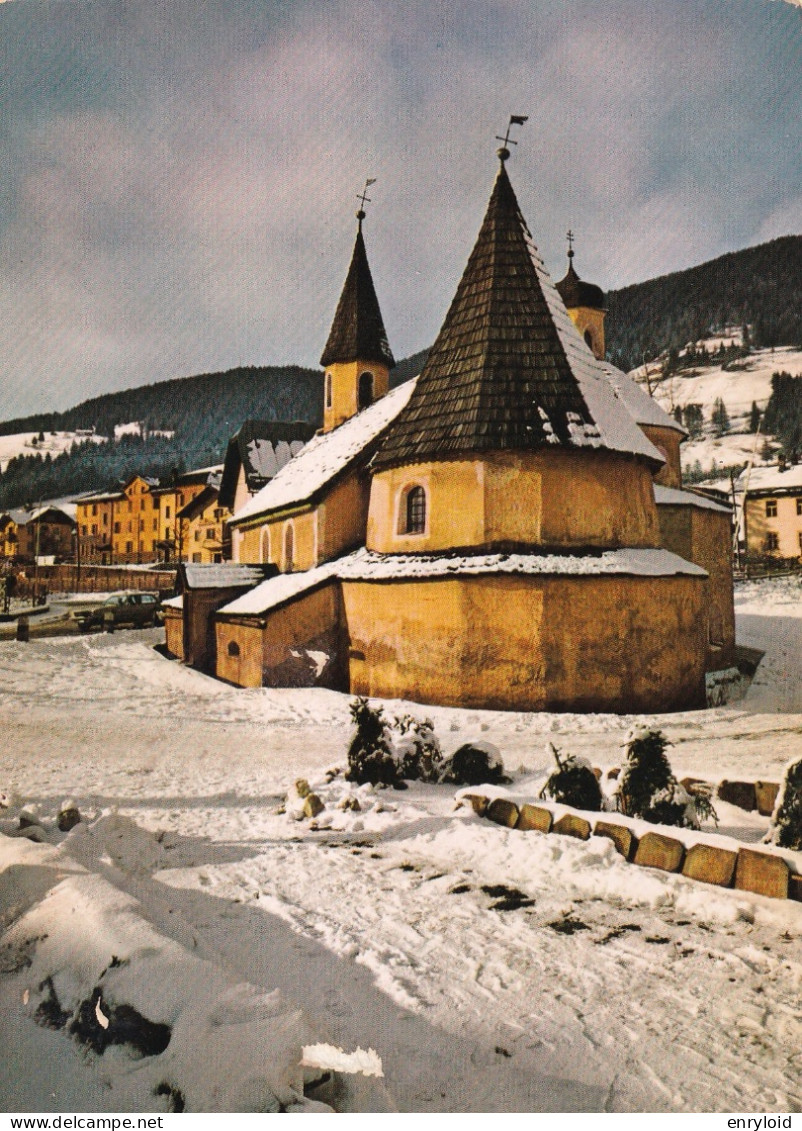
[766, 756, 802, 850]
[438, 741, 509, 786]
[345, 699, 403, 787]
[616, 726, 702, 828]
[540, 745, 602, 811]
[393, 713, 443, 783]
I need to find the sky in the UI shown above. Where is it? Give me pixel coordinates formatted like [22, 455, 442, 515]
[0, 0, 800, 420]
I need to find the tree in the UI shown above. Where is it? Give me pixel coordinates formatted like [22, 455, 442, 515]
[749, 401, 761, 433]
[615, 727, 712, 828]
[711, 397, 730, 437]
[766, 757, 802, 850]
[541, 745, 602, 811]
[683, 403, 705, 440]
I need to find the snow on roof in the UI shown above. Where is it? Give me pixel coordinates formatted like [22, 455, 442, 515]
[218, 561, 340, 617]
[654, 486, 732, 513]
[161, 594, 183, 609]
[737, 463, 802, 493]
[336, 546, 707, 580]
[231, 379, 417, 525]
[600, 362, 686, 435]
[181, 562, 274, 590]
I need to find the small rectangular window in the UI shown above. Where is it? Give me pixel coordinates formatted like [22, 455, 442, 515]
[765, 532, 779, 551]
[766, 499, 778, 517]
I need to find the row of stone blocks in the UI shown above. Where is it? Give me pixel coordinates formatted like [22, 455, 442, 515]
[463, 794, 799, 903]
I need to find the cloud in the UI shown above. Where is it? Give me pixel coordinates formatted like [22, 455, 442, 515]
[0, 0, 800, 418]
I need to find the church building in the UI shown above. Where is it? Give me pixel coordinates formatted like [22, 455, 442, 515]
[186, 139, 734, 712]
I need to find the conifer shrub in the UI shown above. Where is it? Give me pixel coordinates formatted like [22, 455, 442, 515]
[393, 713, 443, 783]
[616, 726, 710, 828]
[540, 745, 602, 811]
[438, 742, 509, 787]
[766, 757, 802, 850]
[345, 698, 404, 787]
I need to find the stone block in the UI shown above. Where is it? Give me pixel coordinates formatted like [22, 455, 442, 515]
[486, 798, 519, 828]
[680, 777, 711, 793]
[552, 813, 591, 841]
[717, 780, 756, 812]
[681, 843, 737, 887]
[633, 831, 685, 873]
[303, 793, 325, 819]
[789, 874, 802, 903]
[735, 848, 789, 900]
[755, 781, 780, 818]
[594, 820, 635, 860]
[461, 793, 489, 817]
[515, 804, 552, 834]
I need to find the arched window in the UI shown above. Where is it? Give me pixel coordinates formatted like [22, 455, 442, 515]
[284, 522, 294, 572]
[358, 371, 374, 410]
[325, 372, 332, 409]
[403, 485, 427, 535]
[227, 640, 240, 658]
[259, 525, 271, 565]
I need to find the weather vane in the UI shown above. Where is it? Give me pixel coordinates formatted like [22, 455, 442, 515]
[356, 178, 377, 225]
[496, 115, 528, 162]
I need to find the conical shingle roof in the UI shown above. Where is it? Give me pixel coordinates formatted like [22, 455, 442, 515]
[373, 163, 659, 470]
[320, 225, 395, 369]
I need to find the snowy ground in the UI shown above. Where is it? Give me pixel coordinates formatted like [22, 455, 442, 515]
[2, 576, 802, 1112]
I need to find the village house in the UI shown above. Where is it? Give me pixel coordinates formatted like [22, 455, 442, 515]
[182, 143, 736, 712]
[0, 504, 76, 563]
[75, 468, 218, 565]
[739, 459, 802, 560]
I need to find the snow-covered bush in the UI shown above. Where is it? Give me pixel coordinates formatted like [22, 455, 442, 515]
[438, 741, 509, 786]
[766, 756, 802, 849]
[540, 745, 602, 811]
[616, 726, 704, 828]
[345, 699, 403, 787]
[393, 713, 443, 783]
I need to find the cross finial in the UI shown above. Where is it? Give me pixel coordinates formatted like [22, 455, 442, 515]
[567, 229, 575, 260]
[356, 178, 377, 227]
[495, 115, 528, 163]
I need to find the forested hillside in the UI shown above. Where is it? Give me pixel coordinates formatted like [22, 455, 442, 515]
[606, 236, 802, 372]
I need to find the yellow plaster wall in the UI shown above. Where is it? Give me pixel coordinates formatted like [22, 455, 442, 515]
[216, 582, 346, 689]
[317, 472, 372, 562]
[342, 572, 706, 713]
[744, 495, 802, 559]
[565, 305, 606, 360]
[164, 607, 184, 660]
[657, 504, 735, 668]
[367, 450, 660, 553]
[237, 510, 317, 571]
[641, 425, 683, 489]
[323, 360, 389, 433]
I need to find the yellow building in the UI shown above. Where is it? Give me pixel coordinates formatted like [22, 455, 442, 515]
[211, 150, 735, 711]
[740, 462, 802, 560]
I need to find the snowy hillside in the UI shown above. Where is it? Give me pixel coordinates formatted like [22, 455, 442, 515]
[0, 430, 105, 474]
[630, 340, 802, 478]
[2, 577, 802, 1112]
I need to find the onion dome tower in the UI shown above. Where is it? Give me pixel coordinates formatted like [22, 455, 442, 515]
[320, 185, 395, 433]
[555, 233, 607, 360]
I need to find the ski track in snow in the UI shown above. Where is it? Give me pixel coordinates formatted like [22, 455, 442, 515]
[2, 577, 802, 1111]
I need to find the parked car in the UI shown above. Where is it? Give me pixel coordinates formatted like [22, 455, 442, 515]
[71, 590, 163, 632]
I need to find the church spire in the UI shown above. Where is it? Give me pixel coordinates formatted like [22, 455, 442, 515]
[373, 160, 656, 469]
[320, 185, 395, 432]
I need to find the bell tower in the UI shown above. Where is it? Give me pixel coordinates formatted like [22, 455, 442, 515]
[320, 184, 395, 432]
[555, 231, 607, 361]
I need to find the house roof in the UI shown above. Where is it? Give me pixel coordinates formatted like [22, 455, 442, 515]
[653, 486, 731, 514]
[600, 362, 686, 436]
[320, 224, 395, 369]
[218, 420, 314, 508]
[554, 257, 605, 311]
[737, 463, 802, 494]
[179, 561, 277, 591]
[177, 484, 220, 521]
[230, 378, 417, 526]
[372, 162, 661, 471]
[218, 560, 340, 617]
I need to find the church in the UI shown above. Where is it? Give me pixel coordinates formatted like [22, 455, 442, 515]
[165, 138, 735, 713]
